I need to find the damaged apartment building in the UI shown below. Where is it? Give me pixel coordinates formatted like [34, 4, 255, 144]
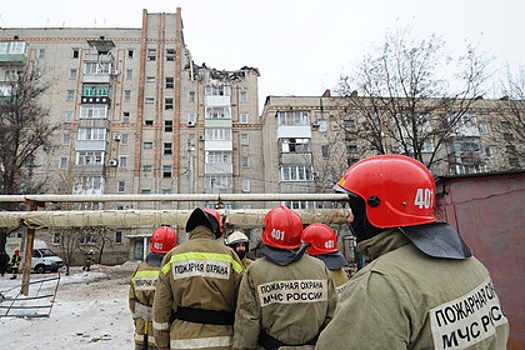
[0, 8, 262, 262]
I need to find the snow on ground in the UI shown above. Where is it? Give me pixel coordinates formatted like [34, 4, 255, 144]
[0, 261, 141, 349]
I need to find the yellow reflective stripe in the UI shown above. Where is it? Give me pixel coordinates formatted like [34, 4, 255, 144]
[131, 269, 159, 283]
[161, 252, 243, 275]
[170, 336, 233, 349]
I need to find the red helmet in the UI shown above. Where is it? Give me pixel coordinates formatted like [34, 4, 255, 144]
[150, 226, 177, 254]
[334, 155, 438, 228]
[262, 206, 303, 249]
[302, 224, 339, 255]
[203, 207, 224, 234]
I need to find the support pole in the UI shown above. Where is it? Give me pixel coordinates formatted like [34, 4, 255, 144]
[21, 200, 45, 295]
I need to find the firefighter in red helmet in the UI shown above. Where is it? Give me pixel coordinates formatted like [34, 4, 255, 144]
[129, 225, 177, 350]
[153, 208, 243, 350]
[302, 224, 349, 294]
[233, 206, 337, 350]
[316, 155, 509, 349]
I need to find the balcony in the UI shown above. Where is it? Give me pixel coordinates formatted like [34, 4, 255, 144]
[0, 41, 28, 66]
[205, 140, 233, 151]
[205, 95, 230, 107]
[205, 162, 233, 175]
[75, 140, 108, 152]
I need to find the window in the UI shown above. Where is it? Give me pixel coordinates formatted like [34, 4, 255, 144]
[319, 120, 328, 132]
[189, 134, 196, 146]
[283, 201, 316, 209]
[205, 84, 231, 96]
[164, 120, 173, 132]
[206, 106, 230, 119]
[144, 120, 154, 126]
[509, 158, 520, 167]
[127, 49, 134, 58]
[281, 138, 310, 152]
[164, 143, 172, 155]
[36, 48, 44, 59]
[206, 175, 232, 190]
[343, 119, 356, 130]
[166, 77, 174, 89]
[503, 133, 514, 141]
[240, 113, 248, 124]
[166, 49, 176, 61]
[119, 156, 127, 168]
[241, 156, 250, 168]
[53, 232, 60, 245]
[72, 48, 80, 59]
[188, 113, 196, 124]
[80, 105, 107, 119]
[163, 165, 172, 178]
[118, 181, 126, 192]
[65, 111, 74, 122]
[124, 90, 131, 101]
[76, 151, 103, 165]
[188, 91, 195, 102]
[126, 69, 132, 80]
[77, 176, 103, 192]
[123, 112, 130, 123]
[122, 133, 129, 145]
[346, 144, 358, 154]
[145, 97, 154, 104]
[78, 128, 106, 141]
[479, 121, 488, 134]
[241, 134, 249, 145]
[84, 62, 110, 75]
[205, 128, 232, 141]
[321, 145, 330, 159]
[67, 90, 75, 101]
[143, 165, 152, 172]
[165, 98, 174, 110]
[70, 69, 77, 80]
[141, 189, 151, 194]
[60, 157, 68, 169]
[242, 180, 251, 192]
[115, 231, 122, 244]
[277, 111, 309, 126]
[144, 142, 153, 149]
[147, 49, 156, 61]
[62, 133, 70, 145]
[485, 146, 493, 158]
[281, 166, 313, 181]
[240, 91, 247, 103]
[206, 151, 232, 164]
[146, 76, 155, 83]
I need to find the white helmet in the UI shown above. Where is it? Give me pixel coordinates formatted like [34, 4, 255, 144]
[227, 231, 249, 246]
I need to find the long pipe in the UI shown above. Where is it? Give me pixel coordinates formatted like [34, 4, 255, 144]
[0, 193, 349, 203]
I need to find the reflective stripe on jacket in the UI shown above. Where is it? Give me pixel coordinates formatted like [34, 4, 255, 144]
[153, 226, 244, 350]
[232, 254, 338, 350]
[129, 262, 160, 346]
[316, 229, 509, 350]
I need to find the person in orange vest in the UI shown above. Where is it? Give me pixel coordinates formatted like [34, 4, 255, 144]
[10, 249, 21, 280]
[130, 226, 177, 350]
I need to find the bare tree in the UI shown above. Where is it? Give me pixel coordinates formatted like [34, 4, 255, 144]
[334, 27, 491, 170]
[0, 66, 60, 250]
[495, 65, 525, 168]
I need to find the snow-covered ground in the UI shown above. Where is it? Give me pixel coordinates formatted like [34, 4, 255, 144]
[0, 261, 140, 349]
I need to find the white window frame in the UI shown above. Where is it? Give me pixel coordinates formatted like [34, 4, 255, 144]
[242, 180, 251, 192]
[76, 151, 104, 166]
[205, 128, 232, 141]
[79, 105, 108, 119]
[281, 166, 313, 181]
[205, 151, 232, 164]
[240, 113, 248, 124]
[59, 157, 68, 169]
[78, 128, 106, 141]
[119, 156, 128, 168]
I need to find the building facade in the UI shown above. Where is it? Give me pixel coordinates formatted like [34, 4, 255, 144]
[0, 8, 262, 263]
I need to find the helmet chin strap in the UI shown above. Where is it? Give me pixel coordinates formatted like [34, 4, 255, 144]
[235, 250, 246, 260]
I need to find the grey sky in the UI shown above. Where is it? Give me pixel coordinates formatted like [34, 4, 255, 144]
[1, 0, 523, 105]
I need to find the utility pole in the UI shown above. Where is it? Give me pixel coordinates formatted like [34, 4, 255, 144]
[21, 199, 45, 295]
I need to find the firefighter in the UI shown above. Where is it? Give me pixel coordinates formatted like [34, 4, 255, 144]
[233, 206, 338, 350]
[226, 230, 253, 269]
[10, 249, 21, 280]
[316, 155, 509, 349]
[301, 224, 349, 294]
[130, 226, 177, 350]
[83, 250, 94, 271]
[152, 207, 243, 350]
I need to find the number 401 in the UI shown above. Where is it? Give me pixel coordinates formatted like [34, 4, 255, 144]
[414, 188, 434, 209]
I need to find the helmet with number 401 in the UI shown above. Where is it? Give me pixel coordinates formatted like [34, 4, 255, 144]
[262, 206, 303, 249]
[334, 155, 438, 228]
[302, 224, 339, 255]
[150, 226, 177, 254]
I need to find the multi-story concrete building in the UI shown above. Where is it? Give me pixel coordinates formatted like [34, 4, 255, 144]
[0, 8, 262, 262]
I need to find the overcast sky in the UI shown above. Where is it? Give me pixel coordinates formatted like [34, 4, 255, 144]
[1, 0, 523, 106]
